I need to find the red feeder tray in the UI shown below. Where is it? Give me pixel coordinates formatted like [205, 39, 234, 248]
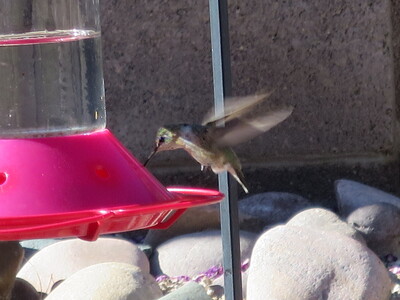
[0, 129, 224, 241]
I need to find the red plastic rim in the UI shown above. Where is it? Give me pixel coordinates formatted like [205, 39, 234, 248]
[0, 187, 224, 241]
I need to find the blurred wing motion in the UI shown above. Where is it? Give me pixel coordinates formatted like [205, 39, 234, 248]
[202, 91, 292, 147]
[212, 107, 293, 146]
[202, 92, 273, 126]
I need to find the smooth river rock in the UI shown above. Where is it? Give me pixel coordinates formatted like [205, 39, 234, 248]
[335, 179, 400, 216]
[46, 262, 162, 300]
[17, 237, 149, 293]
[247, 224, 393, 299]
[347, 203, 400, 257]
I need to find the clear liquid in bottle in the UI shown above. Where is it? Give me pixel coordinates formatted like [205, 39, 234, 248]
[0, 29, 106, 137]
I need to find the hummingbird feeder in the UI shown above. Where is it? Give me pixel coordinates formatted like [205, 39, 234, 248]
[0, 0, 223, 241]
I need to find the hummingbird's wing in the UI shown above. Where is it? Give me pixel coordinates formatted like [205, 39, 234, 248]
[202, 92, 273, 126]
[210, 106, 293, 147]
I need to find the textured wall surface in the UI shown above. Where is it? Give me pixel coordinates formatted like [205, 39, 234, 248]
[99, 0, 399, 202]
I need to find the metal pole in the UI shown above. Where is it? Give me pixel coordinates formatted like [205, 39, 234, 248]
[208, 1, 243, 299]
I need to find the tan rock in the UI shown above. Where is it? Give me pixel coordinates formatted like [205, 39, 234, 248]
[46, 262, 162, 300]
[17, 237, 149, 293]
[287, 207, 365, 243]
[151, 230, 256, 277]
[247, 225, 393, 299]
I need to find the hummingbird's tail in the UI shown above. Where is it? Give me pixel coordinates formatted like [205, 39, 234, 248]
[228, 167, 249, 193]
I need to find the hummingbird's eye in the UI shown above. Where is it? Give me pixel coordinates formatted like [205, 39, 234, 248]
[157, 136, 165, 146]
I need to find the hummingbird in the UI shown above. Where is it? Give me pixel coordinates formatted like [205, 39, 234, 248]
[144, 93, 293, 193]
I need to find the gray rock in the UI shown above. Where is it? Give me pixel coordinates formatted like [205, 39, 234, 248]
[0, 242, 24, 300]
[247, 225, 393, 300]
[347, 203, 400, 257]
[144, 204, 220, 248]
[335, 179, 400, 216]
[287, 207, 365, 244]
[46, 262, 162, 300]
[239, 192, 311, 232]
[17, 237, 149, 293]
[158, 282, 212, 300]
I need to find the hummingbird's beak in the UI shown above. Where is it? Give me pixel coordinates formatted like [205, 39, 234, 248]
[143, 144, 159, 167]
[144, 135, 167, 167]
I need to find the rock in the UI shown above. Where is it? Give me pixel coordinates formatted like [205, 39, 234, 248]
[151, 230, 256, 296]
[17, 237, 149, 293]
[335, 179, 400, 216]
[11, 278, 40, 300]
[0, 242, 24, 300]
[347, 203, 400, 257]
[287, 207, 365, 243]
[151, 230, 256, 277]
[46, 262, 162, 300]
[158, 281, 212, 300]
[247, 225, 393, 300]
[239, 192, 311, 231]
[144, 204, 220, 248]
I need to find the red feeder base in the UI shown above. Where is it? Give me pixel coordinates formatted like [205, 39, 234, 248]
[0, 129, 224, 241]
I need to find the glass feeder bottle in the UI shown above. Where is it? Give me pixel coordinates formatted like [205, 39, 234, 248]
[0, 0, 105, 137]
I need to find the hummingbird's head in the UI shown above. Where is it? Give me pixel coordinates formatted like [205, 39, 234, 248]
[143, 126, 180, 167]
[154, 126, 177, 151]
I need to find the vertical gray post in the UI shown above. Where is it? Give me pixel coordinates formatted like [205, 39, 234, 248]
[208, 1, 243, 299]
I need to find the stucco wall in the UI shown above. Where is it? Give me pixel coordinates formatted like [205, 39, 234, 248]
[100, 0, 400, 205]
